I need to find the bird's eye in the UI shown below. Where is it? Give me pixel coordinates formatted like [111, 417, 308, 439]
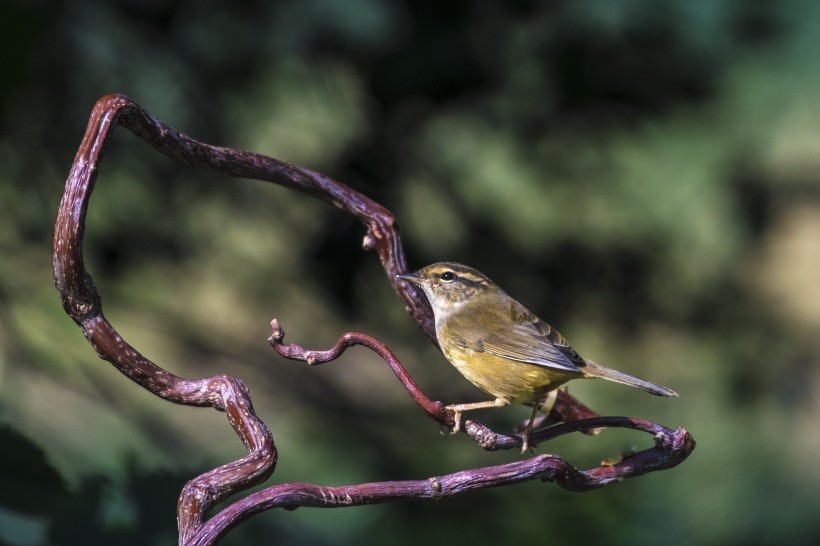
[440, 271, 455, 281]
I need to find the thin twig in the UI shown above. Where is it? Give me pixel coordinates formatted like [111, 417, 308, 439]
[268, 317, 693, 452]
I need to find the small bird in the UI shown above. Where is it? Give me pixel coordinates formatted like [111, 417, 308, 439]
[397, 262, 677, 451]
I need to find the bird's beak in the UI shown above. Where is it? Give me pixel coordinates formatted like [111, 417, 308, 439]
[396, 272, 422, 284]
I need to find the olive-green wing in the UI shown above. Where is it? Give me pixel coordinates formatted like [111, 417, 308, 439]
[445, 298, 586, 373]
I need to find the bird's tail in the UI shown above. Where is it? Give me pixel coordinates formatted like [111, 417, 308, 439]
[582, 360, 677, 397]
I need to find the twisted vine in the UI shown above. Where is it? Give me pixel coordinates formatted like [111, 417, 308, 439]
[53, 94, 695, 545]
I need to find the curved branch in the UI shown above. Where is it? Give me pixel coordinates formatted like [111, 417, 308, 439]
[53, 95, 280, 544]
[193, 422, 693, 545]
[269, 319, 451, 425]
[54, 94, 695, 545]
[267, 318, 582, 447]
[55, 93, 434, 337]
[268, 317, 694, 452]
[268, 320, 606, 445]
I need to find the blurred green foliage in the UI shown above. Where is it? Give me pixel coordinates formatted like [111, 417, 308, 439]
[2, 0, 820, 544]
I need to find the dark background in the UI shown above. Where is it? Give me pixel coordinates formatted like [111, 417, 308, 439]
[2, 0, 820, 544]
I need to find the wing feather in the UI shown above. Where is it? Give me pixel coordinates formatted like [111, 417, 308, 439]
[449, 299, 586, 373]
[480, 320, 585, 372]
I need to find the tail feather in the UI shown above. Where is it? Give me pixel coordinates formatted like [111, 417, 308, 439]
[583, 360, 677, 397]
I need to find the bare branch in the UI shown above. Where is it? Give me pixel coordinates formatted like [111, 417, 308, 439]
[53, 95, 279, 545]
[193, 422, 693, 545]
[53, 94, 695, 545]
[268, 317, 693, 450]
[269, 318, 451, 425]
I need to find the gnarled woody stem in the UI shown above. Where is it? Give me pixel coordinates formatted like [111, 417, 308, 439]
[52, 95, 278, 545]
[267, 318, 691, 453]
[54, 94, 695, 546]
[191, 422, 693, 546]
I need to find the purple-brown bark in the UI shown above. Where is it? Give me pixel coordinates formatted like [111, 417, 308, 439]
[52, 94, 695, 545]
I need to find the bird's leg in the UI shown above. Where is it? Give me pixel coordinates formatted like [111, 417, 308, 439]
[538, 389, 558, 413]
[521, 404, 539, 453]
[521, 388, 549, 453]
[445, 398, 508, 433]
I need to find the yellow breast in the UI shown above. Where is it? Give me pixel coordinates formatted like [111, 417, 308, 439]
[440, 343, 578, 404]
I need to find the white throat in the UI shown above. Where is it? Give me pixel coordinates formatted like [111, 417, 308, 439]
[428, 294, 469, 326]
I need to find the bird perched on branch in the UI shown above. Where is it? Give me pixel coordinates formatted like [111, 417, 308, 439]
[398, 262, 677, 452]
